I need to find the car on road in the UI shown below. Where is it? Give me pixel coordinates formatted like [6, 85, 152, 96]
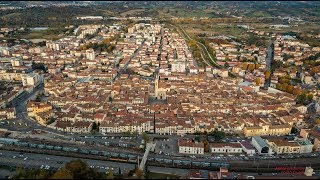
[23, 157, 28, 160]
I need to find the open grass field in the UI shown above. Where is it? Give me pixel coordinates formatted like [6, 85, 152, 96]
[18, 31, 61, 41]
[178, 18, 320, 47]
[180, 23, 250, 41]
[120, 9, 146, 17]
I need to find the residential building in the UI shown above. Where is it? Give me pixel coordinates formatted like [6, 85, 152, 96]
[266, 139, 301, 154]
[239, 140, 256, 155]
[243, 123, 292, 137]
[178, 138, 204, 155]
[210, 142, 243, 154]
[86, 48, 95, 60]
[21, 73, 43, 87]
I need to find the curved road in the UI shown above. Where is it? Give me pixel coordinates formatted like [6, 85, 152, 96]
[177, 24, 220, 67]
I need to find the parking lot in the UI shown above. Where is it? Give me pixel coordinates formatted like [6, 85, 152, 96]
[0, 150, 133, 174]
[153, 137, 176, 156]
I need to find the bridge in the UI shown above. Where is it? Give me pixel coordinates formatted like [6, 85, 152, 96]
[138, 142, 156, 171]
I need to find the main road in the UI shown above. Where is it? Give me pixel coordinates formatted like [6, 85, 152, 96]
[264, 35, 274, 89]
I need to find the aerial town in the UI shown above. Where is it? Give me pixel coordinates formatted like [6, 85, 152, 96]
[0, 1, 320, 179]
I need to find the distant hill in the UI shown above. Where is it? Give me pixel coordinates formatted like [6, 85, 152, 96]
[0, 1, 319, 27]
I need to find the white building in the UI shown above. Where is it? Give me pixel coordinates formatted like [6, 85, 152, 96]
[210, 143, 243, 154]
[295, 105, 308, 114]
[11, 59, 23, 67]
[171, 61, 186, 73]
[86, 48, 95, 60]
[2, 47, 11, 56]
[297, 140, 314, 154]
[178, 138, 204, 155]
[54, 43, 60, 51]
[251, 136, 272, 155]
[218, 69, 229, 78]
[239, 140, 256, 155]
[21, 73, 43, 87]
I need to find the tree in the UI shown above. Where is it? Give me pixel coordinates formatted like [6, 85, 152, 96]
[35, 169, 50, 179]
[307, 94, 313, 101]
[254, 78, 261, 86]
[310, 67, 319, 76]
[52, 168, 73, 179]
[134, 168, 144, 179]
[79, 45, 87, 51]
[291, 126, 299, 134]
[291, 67, 298, 73]
[106, 169, 114, 179]
[118, 167, 122, 176]
[209, 129, 225, 142]
[264, 70, 271, 79]
[293, 86, 302, 96]
[91, 122, 98, 132]
[35, 94, 42, 102]
[296, 93, 307, 105]
[276, 83, 282, 90]
[202, 139, 210, 152]
[287, 85, 294, 94]
[224, 62, 230, 68]
[142, 132, 150, 143]
[62, 159, 101, 179]
[194, 136, 201, 142]
[248, 63, 255, 72]
[281, 83, 288, 92]
[32, 62, 47, 72]
[242, 62, 248, 70]
[315, 119, 320, 125]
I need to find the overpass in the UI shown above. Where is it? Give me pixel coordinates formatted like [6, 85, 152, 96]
[138, 142, 156, 171]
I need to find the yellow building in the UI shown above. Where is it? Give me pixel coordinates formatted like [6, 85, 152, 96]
[27, 101, 53, 125]
[34, 110, 54, 125]
[243, 123, 292, 137]
[27, 102, 52, 117]
[266, 139, 300, 154]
